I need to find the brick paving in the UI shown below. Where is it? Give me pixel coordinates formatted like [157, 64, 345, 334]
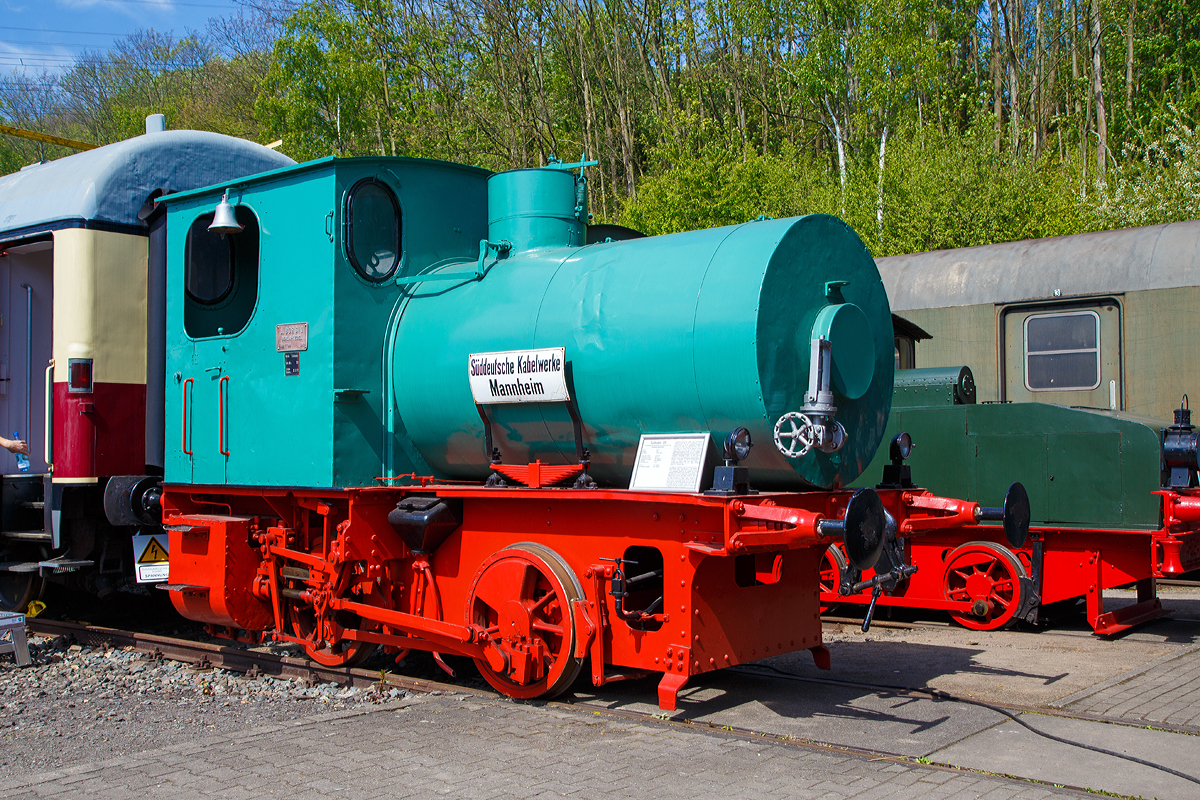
[0, 693, 1087, 800]
[1062, 644, 1200, 730]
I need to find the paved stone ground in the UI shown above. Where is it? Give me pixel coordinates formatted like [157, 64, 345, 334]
[1055, 644, 1200, 730]
[0, 693, 1087, 800]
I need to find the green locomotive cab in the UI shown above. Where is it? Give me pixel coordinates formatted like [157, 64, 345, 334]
[162, 157, 489, 489]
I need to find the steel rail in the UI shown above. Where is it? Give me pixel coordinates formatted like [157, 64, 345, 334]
[17, 619, 1109, 798]
[25, 617, 1198, 737]
[23, 617, 1196, 794]
[25, 618, 481, 697]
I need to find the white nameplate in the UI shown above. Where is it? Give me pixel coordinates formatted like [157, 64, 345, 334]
[469, 347, 569, 404]
[629, 433, 710, 493]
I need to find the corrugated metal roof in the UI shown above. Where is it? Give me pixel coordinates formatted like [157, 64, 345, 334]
[877, 220, 1200, 310]
[0, 129, 294, 238]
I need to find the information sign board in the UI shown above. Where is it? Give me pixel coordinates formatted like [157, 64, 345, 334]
[629, 433, 711, 493]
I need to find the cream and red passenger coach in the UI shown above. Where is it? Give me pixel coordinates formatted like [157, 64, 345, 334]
[0, 117, 291, 609]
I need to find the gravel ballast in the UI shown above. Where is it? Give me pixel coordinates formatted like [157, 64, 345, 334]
[0, 634, 411, 779]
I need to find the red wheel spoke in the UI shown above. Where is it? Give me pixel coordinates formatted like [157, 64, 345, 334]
[528, 591, 555, 615]
[531, 620, 563, 636]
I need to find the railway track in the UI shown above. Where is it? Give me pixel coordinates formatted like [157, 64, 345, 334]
[24, 617, 478, 698]
[26, 616, 1199, 739]
[21, 615, 1200, 796]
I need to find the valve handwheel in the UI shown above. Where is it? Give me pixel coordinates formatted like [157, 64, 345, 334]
[942, 541, 1029, 631]
[774, 412, 815, 458]
[466, 543, 583, 700]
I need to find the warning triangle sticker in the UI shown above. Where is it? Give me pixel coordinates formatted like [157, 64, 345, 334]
[138, 537, 169, 564]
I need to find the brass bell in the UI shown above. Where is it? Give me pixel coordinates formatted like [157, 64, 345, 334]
[208, 189, 244, 234]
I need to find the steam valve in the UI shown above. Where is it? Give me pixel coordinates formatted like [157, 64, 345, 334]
[774, 337, 848, 459]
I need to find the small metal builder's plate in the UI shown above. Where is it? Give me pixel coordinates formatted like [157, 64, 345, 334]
[276, 322, 308, 352]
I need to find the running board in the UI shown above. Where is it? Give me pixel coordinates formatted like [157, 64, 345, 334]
[1, 531, 50, 542]
[0, 559, 95, 575]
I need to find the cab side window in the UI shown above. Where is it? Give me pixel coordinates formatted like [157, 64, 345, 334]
[185, 219, 234, 304]
[346, 179, 401, 283]
[895, 334, 916, 370]
[184, 207, 260, 338]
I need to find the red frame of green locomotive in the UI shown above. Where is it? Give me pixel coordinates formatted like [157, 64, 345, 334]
[821, 489, 1200, 634]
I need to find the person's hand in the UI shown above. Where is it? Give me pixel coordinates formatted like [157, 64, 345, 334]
[0, 437, 28, 455]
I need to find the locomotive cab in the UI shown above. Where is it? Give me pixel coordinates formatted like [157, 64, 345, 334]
[161, 157, 490, 489]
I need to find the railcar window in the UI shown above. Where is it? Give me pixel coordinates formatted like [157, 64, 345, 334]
[895, 335, 916, 370]
[1023, 311, 1101, 391]
[185, 217, 234, 304]
[346, 179, 401, 282]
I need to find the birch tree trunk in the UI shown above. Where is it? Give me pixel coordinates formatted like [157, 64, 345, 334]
[876, 122, 888, 242]
[1126, 0, 1135, 112]
[1091, 0, 1107, 182]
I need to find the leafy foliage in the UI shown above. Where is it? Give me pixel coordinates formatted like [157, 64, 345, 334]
[2, 0, 1199, 255]
[1100, 109, 1200, 228]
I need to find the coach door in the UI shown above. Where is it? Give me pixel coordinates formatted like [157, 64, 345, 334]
[1001, 299, 1123, 409]
[0, 241, 53, 475]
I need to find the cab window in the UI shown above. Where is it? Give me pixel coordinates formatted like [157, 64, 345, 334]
[184, 206, 260, 338]
[895, 335, 916, 370]
[185, 218, 234, 304]
[346, 179, 401, 282]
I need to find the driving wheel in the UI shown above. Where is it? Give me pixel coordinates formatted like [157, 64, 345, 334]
[289, 605, 377, 668]
[943, 541, 1028, 631]
[466, 542, 583, 700]
[818, 544, 847, 614]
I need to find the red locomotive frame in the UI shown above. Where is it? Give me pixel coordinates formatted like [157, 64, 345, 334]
[164, 480, 988, 710]
[820, 489, 1200, 634]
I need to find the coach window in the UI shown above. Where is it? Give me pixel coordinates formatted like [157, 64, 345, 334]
[346, 179, 401, 283]
[895, 335, 916, 370]
[1023, 310, 1101, 391]
[184, 206, 260, 338]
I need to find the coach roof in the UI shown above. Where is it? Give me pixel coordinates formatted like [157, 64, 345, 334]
[0, 129, 293, 241]
[877, 219, 1200, 310]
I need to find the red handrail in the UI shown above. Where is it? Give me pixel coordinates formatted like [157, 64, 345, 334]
[218, 376, 230, 456]
[182, 378, 193, 455]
